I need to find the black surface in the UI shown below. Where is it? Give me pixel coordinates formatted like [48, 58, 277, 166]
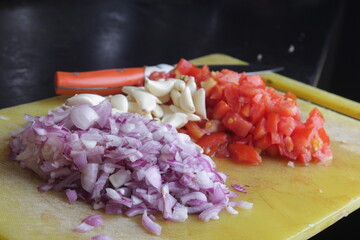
[0, 0, 359, 239]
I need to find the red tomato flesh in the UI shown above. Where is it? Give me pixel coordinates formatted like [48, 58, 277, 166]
[228, 142, 262, 164]
[168, 59, 334, 166]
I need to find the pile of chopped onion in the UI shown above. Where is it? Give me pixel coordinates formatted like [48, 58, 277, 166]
[8, 99, 252, 236]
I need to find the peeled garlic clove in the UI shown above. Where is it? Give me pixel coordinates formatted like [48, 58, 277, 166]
[168, 79, 186, 92]
[132, 90, 158, 113]
[157, 94, 171, 104]
[162, 113, 188, 129]
[65, 94, 105, 107]
[170, 89, 181, 107]
[122, 86, 145, 95]
[193, 88, 207, 119]
[170, 105, 201, 121]
[187, 76, 197, 95]
[151, 104, 164, 118]
[110, 94, 128, 112]
[179, 86, 195, 113]
[160, 105, 173, 115]
[186, 113, 201, 121]
[141, 112, 153, 120]
[128, 102, 142, 114]
[145, 79, 175, 97]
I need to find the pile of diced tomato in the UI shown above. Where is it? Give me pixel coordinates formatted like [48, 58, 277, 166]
[149, 59, 333, 166]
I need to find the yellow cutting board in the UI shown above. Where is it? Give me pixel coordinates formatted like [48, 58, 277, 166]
[1, 54, 360, 240]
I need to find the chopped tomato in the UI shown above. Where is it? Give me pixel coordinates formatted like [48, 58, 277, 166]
[185, 121, 206, 141]
[253, 118, 267, 140]
[196, 132, 228, 157]
[265, 112, 280, 133]
[278, 117, 296, 136]
[228, 142, 261, 164]
[148, 71, 175, 81]
[214, 69, 241, 84]
[243, 75, 266, 89]
[222, 112, 253, 138]
[171, 58, 333, 165]
[212, 100, 231, 120]
[175, 58, 194, 75]
[175, 58, 211, 82]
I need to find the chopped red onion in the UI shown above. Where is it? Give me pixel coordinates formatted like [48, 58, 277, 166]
[65, 189, 78, 204]
[231, 184, 248, 193]
[142, 210, 162, 236]
[91, 235, 114, 240]
[8, 99, 252, 236]
[83, 214, 104, 227]
[75, 214, 104, 233]
[74, 222, 94, 233]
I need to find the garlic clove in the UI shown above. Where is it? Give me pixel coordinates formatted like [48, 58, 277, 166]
[160, 105, 173, 115]
[193, 88, 207, 119]
[169, 105, 201, 121]
[110, 94, 128, 112]
[186, 113, 201, 121]
[168, 78, 186, 92]
[187, 76, 197, 95]
[179, 86, 195, 113]
[65, 94, 106, 107]
[170, 89, 181, 107]
[122, 86, 145, 95]
[161, 112, 188, 129]
[127, 102, 142, 114]
[151, 104, 164, 118]
[131, 90, 158, 113]
[157, 94, 171, 104]
[145, 79, 175, 97]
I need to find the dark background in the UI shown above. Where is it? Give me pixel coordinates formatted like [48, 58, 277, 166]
[0, 0, 359, 239]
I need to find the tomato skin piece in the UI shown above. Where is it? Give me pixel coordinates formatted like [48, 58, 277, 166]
[243, 75, 266, 89]
[185, 121, 206, 141]
[253, 118, 267, 140]
[306, 108, 325, 128]
[254, 134, 272, 150]
[237, 83, 265, 98]
[250, 102, 265, 124]
[222, 111, 253, 138]
[148, 71, 175, 81]
[318, 127, 330, 145]
[196, 132, 228, 157]
[207, 85, 224, 107]
[214, 69, 241, 85]
[175, 58, 195, 75]
[196, 65, 211, 82]
[212, 100, 231, 120]
[228, 142, 262, 164]
[224, 85, 241, 111]
[278, 117, 296, 136]
[265, 112, 280, 133]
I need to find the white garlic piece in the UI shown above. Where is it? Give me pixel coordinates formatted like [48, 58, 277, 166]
[65, 94, 105, 107]
[170, 89, 181, 107]
[131, 90, 160, 113]
[145, 79, 175, 97]
[161, 112, 188, 129]
[127, 102, 142, 114]
[179, 86, 195, 113]
[187, 76, 197, 95]
[193, 88, 207, 119]
[110, 94, 128, 112]
[122, 86, 145, 95]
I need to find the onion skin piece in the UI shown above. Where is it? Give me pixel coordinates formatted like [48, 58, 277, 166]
[81, 163, 99, 193]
